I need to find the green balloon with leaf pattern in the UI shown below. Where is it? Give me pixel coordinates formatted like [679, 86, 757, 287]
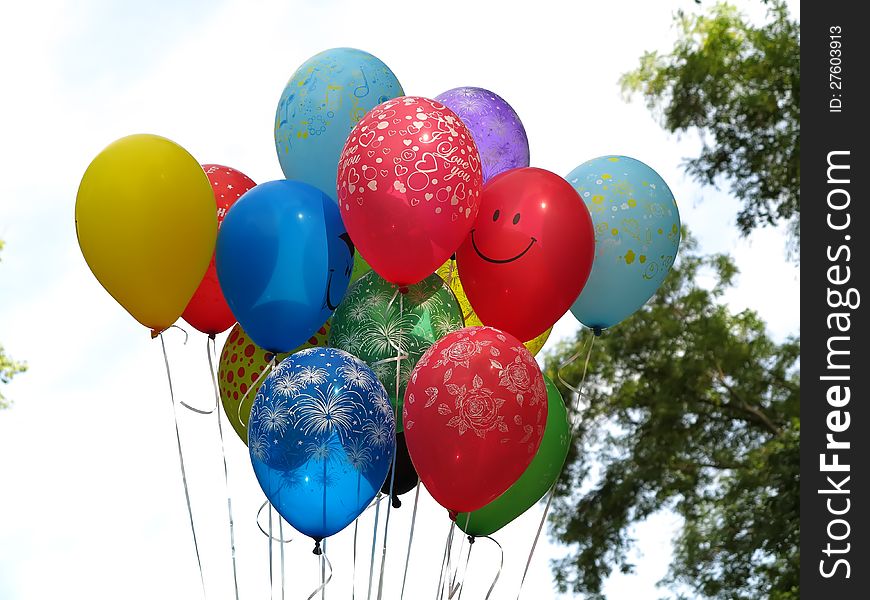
[329, 271, 464, 431]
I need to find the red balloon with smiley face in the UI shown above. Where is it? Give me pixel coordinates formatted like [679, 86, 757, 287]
[456, 167, 595, 342]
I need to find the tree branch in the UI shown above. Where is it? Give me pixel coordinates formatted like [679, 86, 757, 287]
[714, 364, 782, 436]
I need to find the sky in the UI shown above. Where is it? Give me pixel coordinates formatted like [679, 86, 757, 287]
[0, 1, 799, 599]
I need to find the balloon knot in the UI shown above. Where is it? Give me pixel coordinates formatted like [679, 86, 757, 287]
[592, 326, 603, 337]
[468, 535, 475, 545]
[265, 352, 275, 362]
[312, 539, 323, 555]
[150, 328, 163, 339]
[398, 286, 409, 295]
[448, 510, 457, 521]
[392, 495, 402, 509]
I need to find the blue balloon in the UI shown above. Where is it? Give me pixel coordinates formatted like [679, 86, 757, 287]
[216, 180, 353, 353]
[274, 48, 404, 201]
[248, 347, 396, 543]
[567, 156, 681, 331]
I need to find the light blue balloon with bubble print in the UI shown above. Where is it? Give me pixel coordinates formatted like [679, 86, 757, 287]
[567, 156, 681, 331]
[274, 48, 403, 202]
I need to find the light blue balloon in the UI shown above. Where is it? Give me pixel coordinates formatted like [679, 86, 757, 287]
[248, 347, 396, 544]
[567, 156, 681, 331]
[215, 180, 353, 353]
[274, 48, 404, 201]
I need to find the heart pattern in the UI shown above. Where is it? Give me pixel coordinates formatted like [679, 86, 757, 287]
[359, 130, 376, 147]
[336, 96, 484, 285]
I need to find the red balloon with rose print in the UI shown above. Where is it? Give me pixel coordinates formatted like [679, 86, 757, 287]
[403, 326, 548, 513]
[182, 164, 256, 335]
[337, 96, 483, 286]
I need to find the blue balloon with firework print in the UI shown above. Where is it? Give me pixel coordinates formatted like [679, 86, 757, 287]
[567, 156, 681, 331]
[215, 180, 354, 354]
[248, 347, 396, 544]
[274, 48, 404, 201]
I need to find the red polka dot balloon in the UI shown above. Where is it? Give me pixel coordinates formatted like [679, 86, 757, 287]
[182, 164, 256, 335]
[218, 320, 330, 444]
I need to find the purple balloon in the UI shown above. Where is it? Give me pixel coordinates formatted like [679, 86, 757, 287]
[435, 87, 530, 183]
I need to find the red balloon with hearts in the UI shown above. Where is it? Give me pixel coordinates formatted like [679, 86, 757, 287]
[182, 164, 256, 335]
[403, 326, 548, 513]
[456, 167, 595, 342]
[337, 96, 483, 286]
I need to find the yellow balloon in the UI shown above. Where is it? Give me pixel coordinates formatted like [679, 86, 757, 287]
[75, 134, 217, 335]
[437, 259, 552, 356]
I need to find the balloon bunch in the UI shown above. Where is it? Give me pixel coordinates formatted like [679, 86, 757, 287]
[75, 45, 681, 575]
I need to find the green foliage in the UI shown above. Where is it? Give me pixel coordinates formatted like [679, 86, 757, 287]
[545, 235, 799, 599]
[620, 2, 800, 249]
[1, 239, 27, 409]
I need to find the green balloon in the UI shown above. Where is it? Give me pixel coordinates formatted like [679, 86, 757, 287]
[350, 252, 372, 284]
[328, 270, 464, 432]
[456, 376, 571, 537]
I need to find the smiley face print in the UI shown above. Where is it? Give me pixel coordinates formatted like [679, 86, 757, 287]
[455, 167, 595, 342]
[322, 197, 355, 312]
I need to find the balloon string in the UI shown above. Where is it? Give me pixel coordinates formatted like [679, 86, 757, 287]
[384, 287, 400, 311]
[482, 536, 504, 600]
[366, 493, 383, 600]
[158, 333, 207, 600]
[436, 521, 455, 600]
[306, 549, 333, 600]
[371, 288, 409, 364]
[322, 455, 328, 548]
[447, 513, 472, 598]
[364, 488, 386, 598]
[568, 333, 597, 427]
[376, 292, 403, 600]
[352, 474, 361, 600]
[322, 540, 327, 600]
[435, 522, 450, 600]
[207, 336, 240, 600]
[351, 493, 385, 598]
[456, 543, 472, 600]
[516, 482, 557, 599]
[169, 323, 190, 344]
[353, 519, 359, 600]
[180, 396, 218, 414]
[444, 521, 457, 599]
[399, 482, 421, 600]
[447, 515, 466, 596]
[256, 500, 294, 542]
[279, 516, 286, 600]
[351, 493, 383, 598]
[237, 356, 276, 427]
[268, 503, 274, 600]
[159, 324, 212, 414]
[556, 329, 596, 408]
[517, 331, 598, 598]
[364, 494, 385, 513]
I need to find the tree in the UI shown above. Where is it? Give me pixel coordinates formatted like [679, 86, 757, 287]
[1, 239, 27, 409]
[620, 1, 800, 251]
[545, 236, 799, 599]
